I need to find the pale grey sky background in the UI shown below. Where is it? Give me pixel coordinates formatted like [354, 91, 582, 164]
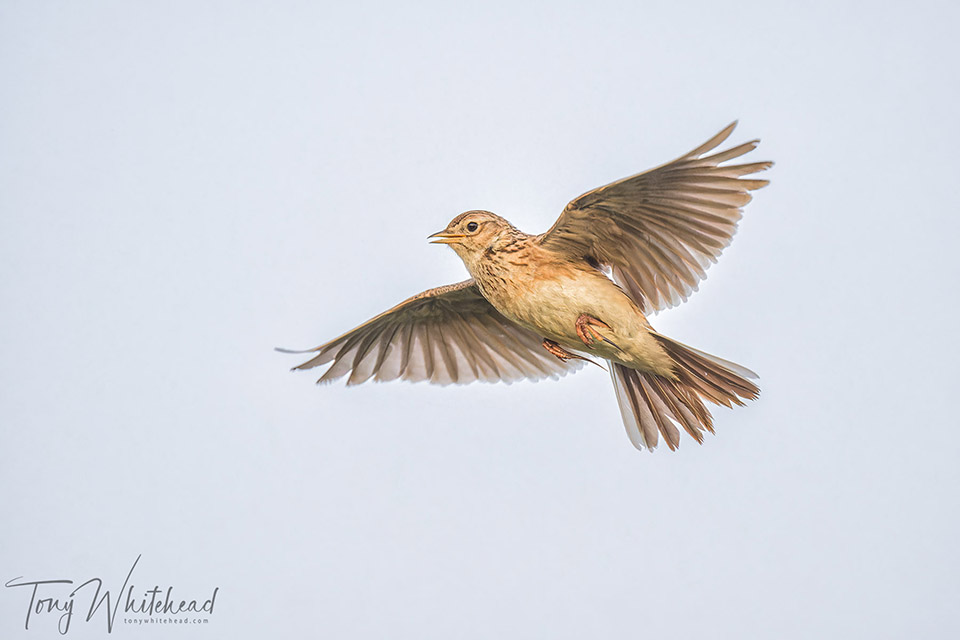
[2, 1, 958, 638]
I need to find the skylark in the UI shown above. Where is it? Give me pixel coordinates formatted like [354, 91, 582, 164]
[281, 122, 770, 451]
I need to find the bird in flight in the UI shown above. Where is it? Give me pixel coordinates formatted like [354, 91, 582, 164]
[281, 122, 770, 451]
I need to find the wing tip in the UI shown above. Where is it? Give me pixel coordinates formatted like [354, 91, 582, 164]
[686, 121, 740, 159]
[276, 346, 319, 354]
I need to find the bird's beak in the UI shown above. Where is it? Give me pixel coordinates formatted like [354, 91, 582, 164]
[428, 230, 463, 245]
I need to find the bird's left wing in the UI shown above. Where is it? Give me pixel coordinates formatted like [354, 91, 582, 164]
[280, 279, 581, 385]
[538, 122, 771, 314]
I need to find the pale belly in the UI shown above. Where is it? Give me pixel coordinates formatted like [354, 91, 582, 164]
[479, 267, 671, 373]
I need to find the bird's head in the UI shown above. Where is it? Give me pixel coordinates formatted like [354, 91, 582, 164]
[428, 210, 517, 262]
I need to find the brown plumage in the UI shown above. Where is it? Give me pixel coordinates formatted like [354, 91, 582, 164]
[281, 122, 769, 451]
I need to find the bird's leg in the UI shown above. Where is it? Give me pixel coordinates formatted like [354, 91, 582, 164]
[542, 338, 581, 361]
[575, 314, 621, 350]
[541, 339, 606, 371]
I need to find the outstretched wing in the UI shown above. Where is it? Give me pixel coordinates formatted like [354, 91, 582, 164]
[538, 122, 772, 313]
[280, 280, 582, 385]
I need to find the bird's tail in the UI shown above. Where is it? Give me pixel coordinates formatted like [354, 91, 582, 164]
[609, 333, 759, 451]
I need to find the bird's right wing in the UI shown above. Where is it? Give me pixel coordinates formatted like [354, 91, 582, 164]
[280, 279, 582, 385]
[538, 122, 771, 314]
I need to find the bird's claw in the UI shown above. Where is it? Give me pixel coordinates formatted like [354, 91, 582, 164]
[541, 339, 606, 371]
[575, 314, 621, 350]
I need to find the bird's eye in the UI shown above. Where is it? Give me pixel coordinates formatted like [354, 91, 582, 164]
[466, 222, 479, 232]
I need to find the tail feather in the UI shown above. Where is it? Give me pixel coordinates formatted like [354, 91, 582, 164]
[610, 364, 661, 450]
[638, 375, 682, 450]
[610, 335, 759, 451]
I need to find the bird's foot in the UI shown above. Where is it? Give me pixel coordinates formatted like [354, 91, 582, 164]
[542, 338, 581, 361]
[541, 339, 606, 371]
[575, 314, 621, 350]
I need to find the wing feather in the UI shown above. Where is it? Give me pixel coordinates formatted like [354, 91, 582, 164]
[449, 317, 497, 381]
[539, 122, 771, 313]
[284, 279, 581, 386]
